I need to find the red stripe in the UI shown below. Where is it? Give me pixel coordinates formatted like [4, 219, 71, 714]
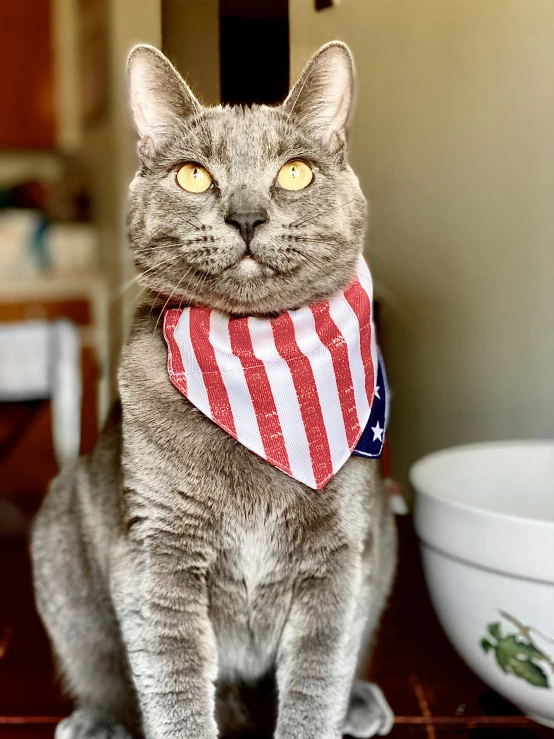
[188, 307, 237, 436]
[271, 312, 333, 488]
[163, 309, 187, 395]
[343, 278, 374, 406]
[228, 317, 292, 475]
[310, 302, 361, 448]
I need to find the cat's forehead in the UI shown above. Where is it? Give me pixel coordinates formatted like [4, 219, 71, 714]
[194, 105, 308, 169]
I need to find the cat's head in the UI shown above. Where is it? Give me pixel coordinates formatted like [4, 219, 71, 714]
[127, 42, 366, 316]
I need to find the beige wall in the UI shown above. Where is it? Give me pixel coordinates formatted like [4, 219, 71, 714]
[82, 0, 161, 397]
[162, 0, 220, 105]
[290, 0, 554, 491]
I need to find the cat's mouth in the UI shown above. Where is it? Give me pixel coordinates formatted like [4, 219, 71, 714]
[223, 250, 305, 280]
[224, 254, 276, 278]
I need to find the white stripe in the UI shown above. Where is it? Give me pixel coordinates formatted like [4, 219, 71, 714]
[329, 296, 371, 430]
[290, 306, 350, 471]
[209, 313, 265, 455]
[174, 309, 212, 420]
[355, 255, 373, 301]
[356, 257, 379, 396]
[248, 317, 316, 489]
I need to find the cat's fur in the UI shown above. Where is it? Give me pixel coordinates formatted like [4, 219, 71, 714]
[31, 43, 397, 739]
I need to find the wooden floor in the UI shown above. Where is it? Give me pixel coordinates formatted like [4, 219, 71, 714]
[0, 517, 552, 738]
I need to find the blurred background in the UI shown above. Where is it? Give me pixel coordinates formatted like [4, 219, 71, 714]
[1, 1, 553, 736]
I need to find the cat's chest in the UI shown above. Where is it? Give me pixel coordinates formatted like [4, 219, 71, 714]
[216, 510, 292, 591]
[208, 515, 296, 681]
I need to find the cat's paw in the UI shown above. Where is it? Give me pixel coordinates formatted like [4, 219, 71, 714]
[343, 680, 394, 737]
[55, 708, 133, 739]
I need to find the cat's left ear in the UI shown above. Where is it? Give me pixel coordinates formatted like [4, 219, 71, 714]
[283, 41, 354, 154]
[127, 45, 200, 153]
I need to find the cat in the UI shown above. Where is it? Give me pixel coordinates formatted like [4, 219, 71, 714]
[31, 42, 397, 739]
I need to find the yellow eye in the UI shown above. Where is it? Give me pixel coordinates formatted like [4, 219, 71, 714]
[276, 160, 313, 191]
[176, 163, 213, 193]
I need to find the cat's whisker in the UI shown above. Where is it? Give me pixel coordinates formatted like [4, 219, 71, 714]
[113, 255, 180, 305]
[147, 289, 165, 323]
[182, 217, 207, 231]
[287, 198, 358, 228]
[191, 266, 212, 306]
[128, 285, 147, 312]
[137, 237, 206, 252]
[139, 259, 195, 324]
[153, 263, 198, 334]
[112, 274, 141, 301]
[136, 247, 169, 254]
[154, 286, 181, 334]
[139, 251, 181, 267]
[186, 213, 209, 229]
[177, 289, 188, 313]
[134, 254, 181, 281]
[286, 237, 333, 244]
[283, 242, 322, 258]
[284, 251, 321, 269]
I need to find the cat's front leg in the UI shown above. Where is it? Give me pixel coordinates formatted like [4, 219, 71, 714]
[111, 527, 218, 739]
[275, 552, 362, 739]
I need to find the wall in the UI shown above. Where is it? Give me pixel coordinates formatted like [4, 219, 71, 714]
[290, 0, 554, 491]
[82, 0, 162, 396]
[162, 0, 220, 105]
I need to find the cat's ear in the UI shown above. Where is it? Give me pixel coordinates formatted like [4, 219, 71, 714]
[127, 45, 200, 152]
[283, 41, 354, 154]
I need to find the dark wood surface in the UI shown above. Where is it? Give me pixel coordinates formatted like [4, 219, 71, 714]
[0, 517, 552, 738]
[0, 347, 98, 513]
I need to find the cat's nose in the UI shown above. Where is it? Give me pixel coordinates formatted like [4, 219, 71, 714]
[225, 209, 268, 247]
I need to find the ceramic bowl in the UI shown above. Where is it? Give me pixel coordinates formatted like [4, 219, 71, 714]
[411, 441, 554, 728]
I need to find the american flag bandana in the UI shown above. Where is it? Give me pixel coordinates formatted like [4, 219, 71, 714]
[163, 255, 388, 490]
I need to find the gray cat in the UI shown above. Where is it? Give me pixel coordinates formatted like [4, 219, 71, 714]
[31, 42, 396, 739]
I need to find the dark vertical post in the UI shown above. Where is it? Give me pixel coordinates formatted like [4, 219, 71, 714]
[219, 0, 289, 106]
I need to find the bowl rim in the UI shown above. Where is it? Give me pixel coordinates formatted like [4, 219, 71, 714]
[410, 439, 554, 528]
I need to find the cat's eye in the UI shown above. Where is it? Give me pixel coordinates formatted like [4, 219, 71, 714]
[276, 160, 313, 191]
[176, 163, 213, 193]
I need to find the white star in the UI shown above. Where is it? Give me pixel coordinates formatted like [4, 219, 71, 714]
[371, 421, 384, 442]
[374, 384, 381, 400]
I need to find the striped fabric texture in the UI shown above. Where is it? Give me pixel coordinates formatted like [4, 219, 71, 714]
[163, 255, 378, 490]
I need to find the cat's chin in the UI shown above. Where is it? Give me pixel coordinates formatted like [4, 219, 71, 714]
[233, 256, 265, 278]
[225, 256, 276, 281]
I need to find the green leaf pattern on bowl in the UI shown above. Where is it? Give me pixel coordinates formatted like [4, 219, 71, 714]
[481, 612, 554, 689]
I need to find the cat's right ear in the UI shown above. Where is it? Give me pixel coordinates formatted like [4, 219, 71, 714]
[127, 45, 200, 158]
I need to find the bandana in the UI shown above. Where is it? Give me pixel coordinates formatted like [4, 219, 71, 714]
[163, 255, 388, 490]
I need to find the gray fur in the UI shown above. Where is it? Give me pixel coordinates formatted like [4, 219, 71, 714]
[32, 42, 397, 739]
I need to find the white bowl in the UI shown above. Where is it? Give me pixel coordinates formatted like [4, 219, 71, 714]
[411, 441, 554, 728]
